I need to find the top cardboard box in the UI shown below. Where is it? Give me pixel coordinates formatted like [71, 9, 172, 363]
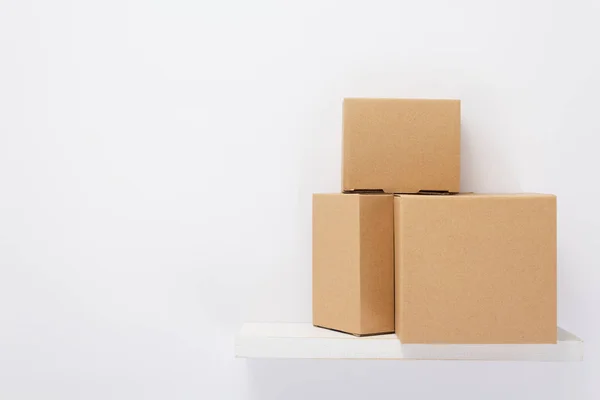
[342, 98, 461, 193]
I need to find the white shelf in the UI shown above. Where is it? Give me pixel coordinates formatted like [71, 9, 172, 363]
[235, 323, 583, 361]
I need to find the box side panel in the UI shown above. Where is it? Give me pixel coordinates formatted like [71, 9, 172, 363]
[342, 98, 460, 193]
[451, 101, 461, 192]
[312, 194, 361, 334]
[393, 196, 403, 335]
[399, 194, 557, 344]
[358, 195, 395, 334]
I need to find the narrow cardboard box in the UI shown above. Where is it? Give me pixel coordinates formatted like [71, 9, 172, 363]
[394, 193, 557, 344]
[343, 98, 461, 194]
[313, 193, 394, 336]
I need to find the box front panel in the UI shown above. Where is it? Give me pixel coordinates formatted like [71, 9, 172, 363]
[397, 194, 556, 343]
[359, 195, 395, 334]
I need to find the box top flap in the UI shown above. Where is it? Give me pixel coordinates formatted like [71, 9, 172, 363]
[394, 192, 555, 199]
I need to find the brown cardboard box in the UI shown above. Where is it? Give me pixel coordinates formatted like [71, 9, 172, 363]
[313, 193, 394, 336]
[343, 98, 461, 193]
[394, 193, 557, 344]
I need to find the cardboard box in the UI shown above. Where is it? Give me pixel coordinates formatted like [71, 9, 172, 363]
[343, 98, 461, 193]
[394, 193, 557, 343]
[313, 193, 394, 336]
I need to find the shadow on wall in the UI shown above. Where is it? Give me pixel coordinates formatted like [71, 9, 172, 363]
[245, 358, 584, 400]
[460, 122, 522, 193]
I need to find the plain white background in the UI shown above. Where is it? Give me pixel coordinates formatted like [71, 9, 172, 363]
[0, 0, 598, 398]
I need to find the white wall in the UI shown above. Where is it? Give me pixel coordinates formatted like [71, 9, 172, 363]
[0, 0, 597, 398]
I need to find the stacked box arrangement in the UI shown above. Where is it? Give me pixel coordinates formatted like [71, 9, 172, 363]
[312, 98, 557, 343]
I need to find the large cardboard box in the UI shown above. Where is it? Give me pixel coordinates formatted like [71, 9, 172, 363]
[343, 98, 460, 194]
[313, 193, 394, 336]
[394, 193, 557, 343]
